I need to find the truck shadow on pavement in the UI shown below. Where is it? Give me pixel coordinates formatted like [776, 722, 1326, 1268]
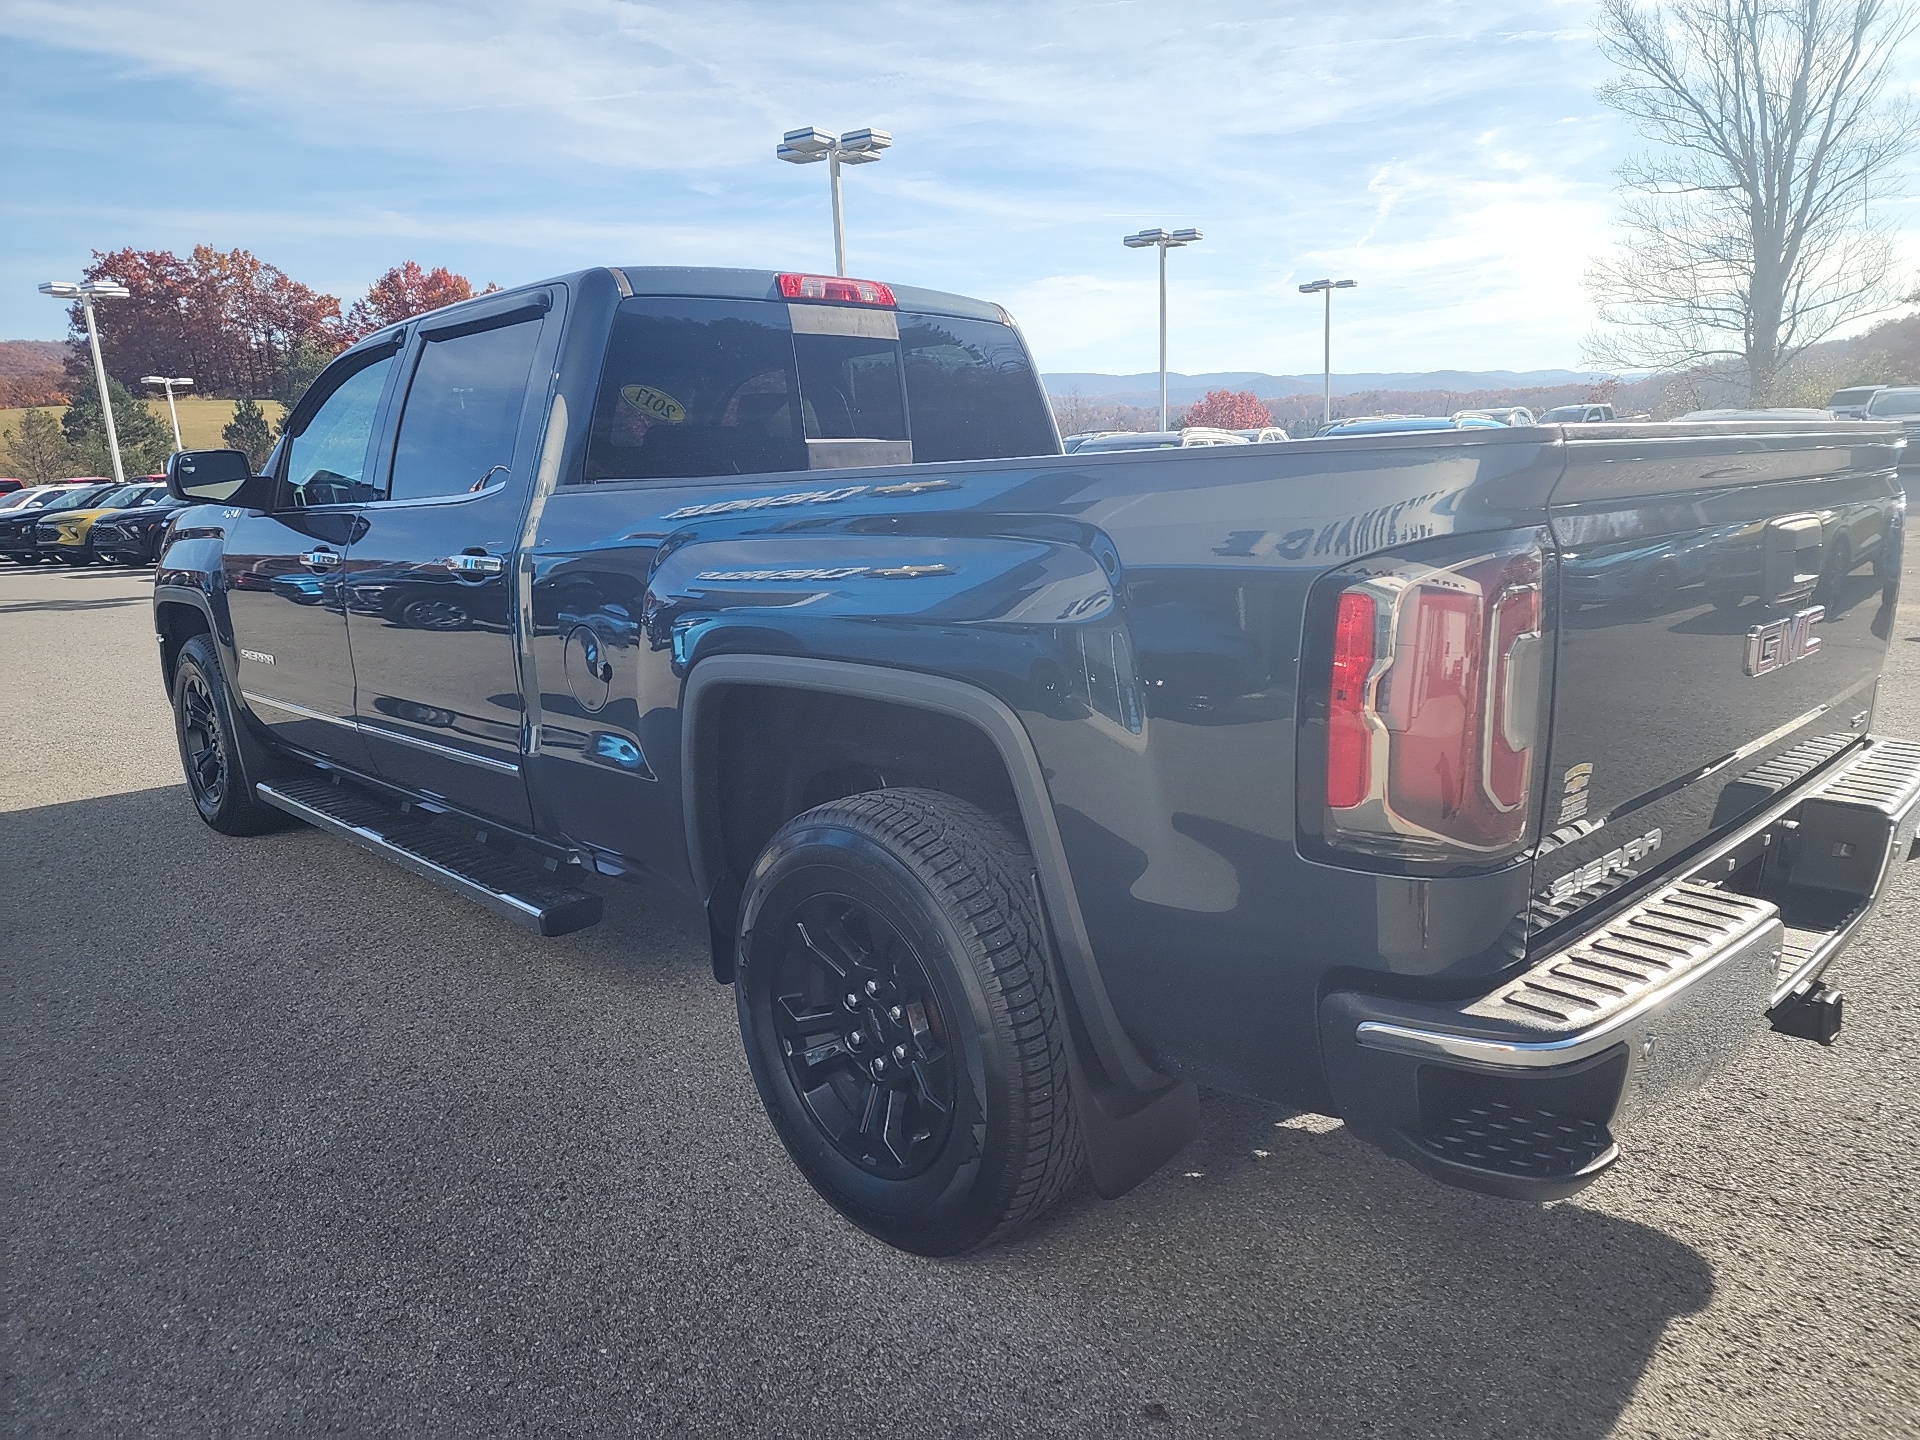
[5, 785, 1712, 1440]
[0, 593, 149, 614]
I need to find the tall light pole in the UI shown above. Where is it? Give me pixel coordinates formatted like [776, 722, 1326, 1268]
[777, 126, 892, 276]
[141, 375, 193, 452]
[1123, 227, 1203, 431]
[1298, 278, 1356, 428]
[40, 279, 132, 483]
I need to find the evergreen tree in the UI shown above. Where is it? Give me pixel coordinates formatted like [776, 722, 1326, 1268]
[223, 398, 275, 469]
[274, 336, 335, 407]
[61, 376, 172, 477]
[1, 408, 77, 484]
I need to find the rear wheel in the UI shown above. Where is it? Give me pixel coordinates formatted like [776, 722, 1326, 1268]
[171, 634, 289, 836]
[736, 788, 1084, 1255]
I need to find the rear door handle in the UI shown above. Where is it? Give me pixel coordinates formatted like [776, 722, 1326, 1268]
[301, 548, 340, 569]
[445, 552, 506, 576]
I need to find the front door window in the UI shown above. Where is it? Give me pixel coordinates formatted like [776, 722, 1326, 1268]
[283, 355, 396, 507]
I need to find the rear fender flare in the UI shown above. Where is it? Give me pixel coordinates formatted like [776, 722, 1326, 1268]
[681, 653, 1200, 1196]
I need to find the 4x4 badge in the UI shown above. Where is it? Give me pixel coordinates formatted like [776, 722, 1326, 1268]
[1745, 605, 1823, 677]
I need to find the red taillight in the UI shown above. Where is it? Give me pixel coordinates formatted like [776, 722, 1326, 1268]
[776, 273, 896, 306]
[1327, 590, 1376, 809]
[1315, 535, 1547, 860]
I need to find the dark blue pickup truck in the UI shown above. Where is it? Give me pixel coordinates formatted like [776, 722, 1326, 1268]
[154, 266, 1917, 1254]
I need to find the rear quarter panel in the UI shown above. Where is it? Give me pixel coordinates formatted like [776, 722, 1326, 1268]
[526, 430, 1562, 1104]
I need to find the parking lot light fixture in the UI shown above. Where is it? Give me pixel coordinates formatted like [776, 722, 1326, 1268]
[1123, 227, 1204, 431]
[41, 279, 133, 484]
[777, 126, 893, 277]
[1298, 278, 1357, 428]
[141, 375, 194, 452]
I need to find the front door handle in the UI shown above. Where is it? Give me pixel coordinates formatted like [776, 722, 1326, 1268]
[301, 548, 340, 569]
[445, 552, 506, 576]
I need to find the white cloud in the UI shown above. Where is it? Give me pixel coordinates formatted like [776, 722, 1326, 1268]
[2, 0, 1914, 370]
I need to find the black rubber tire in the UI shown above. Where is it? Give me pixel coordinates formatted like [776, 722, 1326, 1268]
[171, 633, 290, 836]
[735, 788, 1084, 1255]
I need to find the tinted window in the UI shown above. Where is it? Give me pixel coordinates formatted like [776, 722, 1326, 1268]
[95, 485, 150, 508]
[898, 313, 1059, 461]
[793, 333, 907, 441]
[388, 317, 544, 501]
[587, 299, 804, 481]
[1866, 390, 1920, 416]
[284, 354, 395, 506]
[49, 486, 115, 510]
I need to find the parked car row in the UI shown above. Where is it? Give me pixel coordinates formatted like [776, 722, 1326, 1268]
[0, 479, 186, 566]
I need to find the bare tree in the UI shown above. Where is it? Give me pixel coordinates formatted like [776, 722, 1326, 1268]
[1585, 0, 1918, 402]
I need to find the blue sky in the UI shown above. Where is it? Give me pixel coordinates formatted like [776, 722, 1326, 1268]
[2, 0, 1915, 376]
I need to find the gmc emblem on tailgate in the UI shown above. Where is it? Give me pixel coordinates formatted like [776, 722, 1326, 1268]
[1745, 605, 1823, 677]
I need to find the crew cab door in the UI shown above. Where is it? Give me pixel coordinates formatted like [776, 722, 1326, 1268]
[223, 341, 402, 768]
[340, 292, 556, 829]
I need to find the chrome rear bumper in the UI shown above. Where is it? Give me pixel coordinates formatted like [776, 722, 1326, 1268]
[1320, 734, 1920, 1200]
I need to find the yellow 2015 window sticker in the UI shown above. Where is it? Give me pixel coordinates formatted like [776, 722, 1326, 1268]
[622, 385, 686, 423]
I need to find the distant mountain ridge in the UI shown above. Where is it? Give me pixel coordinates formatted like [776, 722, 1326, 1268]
[1044, 369, 1619, 407]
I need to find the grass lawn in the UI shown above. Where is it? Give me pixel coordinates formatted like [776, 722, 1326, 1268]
[0, 396, 288, 466]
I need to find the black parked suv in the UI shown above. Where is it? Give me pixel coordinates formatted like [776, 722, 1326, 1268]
[91, 493, 190, 565]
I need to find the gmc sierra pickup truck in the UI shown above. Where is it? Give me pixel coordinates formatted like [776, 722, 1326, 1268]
[154, 266, 1917, 1255]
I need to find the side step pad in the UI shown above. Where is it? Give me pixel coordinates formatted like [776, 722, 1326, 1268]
[257, 776, 604, 937]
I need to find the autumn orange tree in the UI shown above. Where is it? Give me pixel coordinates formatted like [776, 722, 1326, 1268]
[1181, 389, 1272, 429]
[344, 262, 499, 341]
[75, 246, 344, 398]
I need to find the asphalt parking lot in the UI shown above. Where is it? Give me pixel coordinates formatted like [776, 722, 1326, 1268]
[4, 554, 1918, 1439]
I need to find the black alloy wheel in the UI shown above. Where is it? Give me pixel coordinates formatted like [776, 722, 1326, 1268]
[179, 667, 229, 817]
[736, 788, 1084, 1256]
[770, 893, 959, 1180]
[170, 633, 288, 836]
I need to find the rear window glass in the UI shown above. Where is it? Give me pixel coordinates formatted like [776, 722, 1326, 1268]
[898, 312, 1058, 462]
[586, 299, 804, 481]
[1866, 390, 1920, 416]
[793, 332, 907, 440]
[585, 297, 1059, 481]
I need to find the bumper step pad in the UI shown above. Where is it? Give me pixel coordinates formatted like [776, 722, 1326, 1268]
[257, 774, 603, 937]
[1411, 1102, 1618, 1183]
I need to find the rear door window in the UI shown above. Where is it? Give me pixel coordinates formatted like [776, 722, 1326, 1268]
[386, 315, 545, 501]
[897, 312, 1059, 462]
[586, 299, 804, 480]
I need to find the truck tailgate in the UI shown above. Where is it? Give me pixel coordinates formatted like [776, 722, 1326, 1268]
[1532, 423, 1905, 939]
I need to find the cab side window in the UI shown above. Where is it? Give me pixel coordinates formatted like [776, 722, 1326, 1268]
[280, 353, 397, 506]
[282, 354, 396, 508]
[386, 316, 544, 502]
